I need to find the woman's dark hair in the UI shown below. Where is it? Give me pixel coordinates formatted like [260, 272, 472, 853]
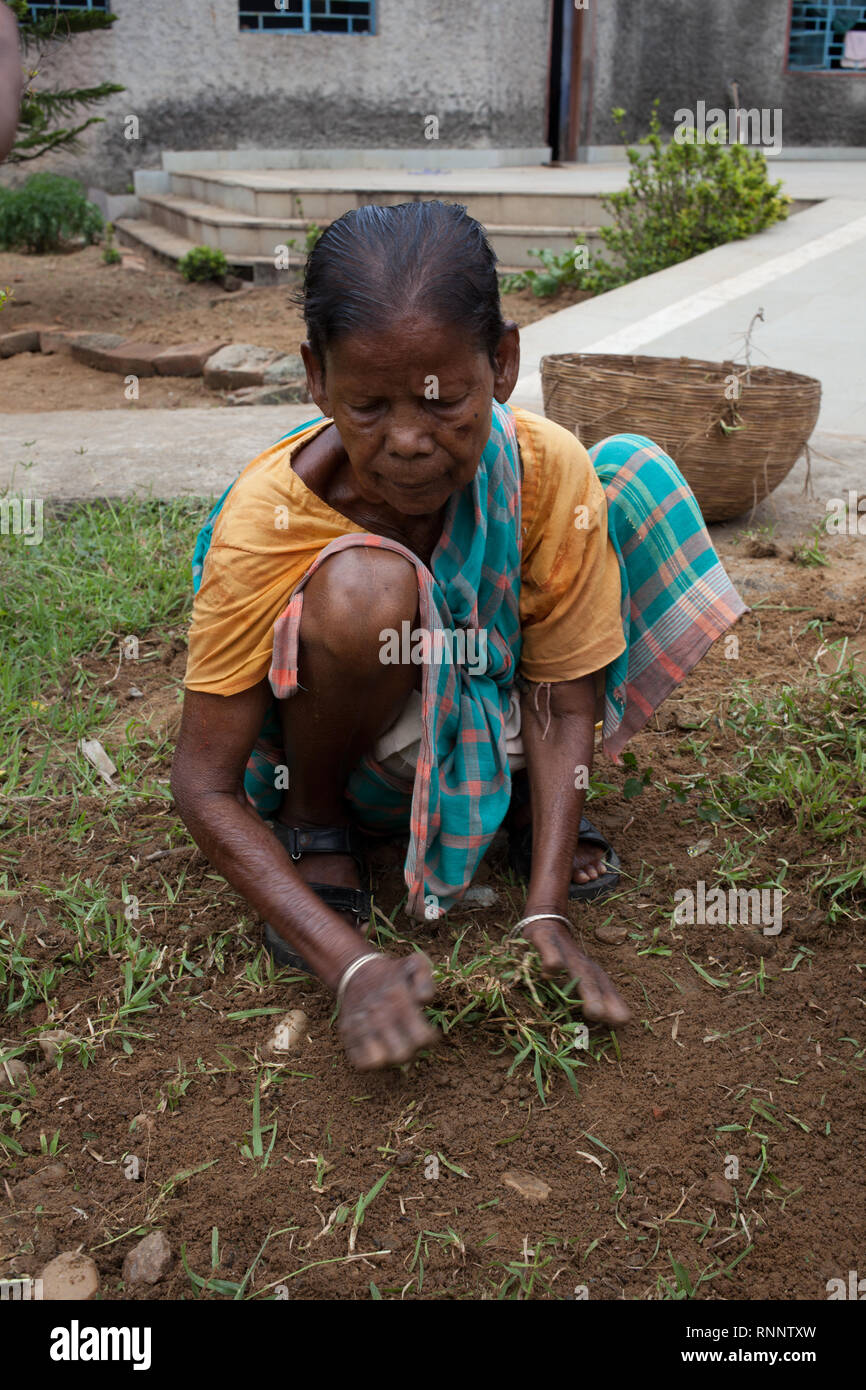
[301, 200, 507, 367]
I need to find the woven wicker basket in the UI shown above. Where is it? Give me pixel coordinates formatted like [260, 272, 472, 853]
[540, 353, 821, 522]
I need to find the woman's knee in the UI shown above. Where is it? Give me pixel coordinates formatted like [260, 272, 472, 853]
[301, 547, 419, 662]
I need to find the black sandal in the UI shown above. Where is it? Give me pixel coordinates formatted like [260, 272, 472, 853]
[262, 821, 372, 973]
[507, 776, 621, 904]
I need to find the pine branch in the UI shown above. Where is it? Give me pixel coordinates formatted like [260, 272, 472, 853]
[7, 114, 107, 163]
[11, 3, 117, 46]
[20, 81, 124, 119]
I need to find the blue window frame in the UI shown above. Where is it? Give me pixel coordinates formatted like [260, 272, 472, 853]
[26, 1, 109, 14]
[788, 2, 866, 69]
[239, 0, 375, 34]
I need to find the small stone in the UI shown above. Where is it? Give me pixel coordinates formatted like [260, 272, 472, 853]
[130, 1112, 155, 1135]
[462, 884, 500, 908]
[153, 340, 229, 377]
[687, 837, 713, 858]
[37, 1030, 77, 1062]
[501, 1170, 550, 1203]
[652, 1105, 669, 1120]
[594, 922, 628, 945]
[127, 686, 144, 698]
[122, 1230, 172, 1287]
[40, 1251, 100, 1301]
[707, 1174, 735, 1205]
[263, 1009, 308, 1058]
[203, 343, 284, 391]
[262, 353, 305, 385]
[0, 329, 40, 357]
[0, 1057, 28, 1086]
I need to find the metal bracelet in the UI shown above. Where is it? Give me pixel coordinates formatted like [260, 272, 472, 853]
[508, 912, 572, 939]
[335, 953, 381, 1011]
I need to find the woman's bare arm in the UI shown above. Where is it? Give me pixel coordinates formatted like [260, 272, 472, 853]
[518, 673, 631, 1026]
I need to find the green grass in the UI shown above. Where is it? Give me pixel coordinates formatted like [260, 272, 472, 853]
[711, 656, 866, 920]
[0, 496, 203, 800]
[425, 926, 617, 1102]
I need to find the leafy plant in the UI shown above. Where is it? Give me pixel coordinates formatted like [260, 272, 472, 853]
[8, 0, 124, 164]
[503, 101, 789, 298]
[0, 172, 102, 253]
[178, 244, 229, 284]
[101, 219, 121, 265]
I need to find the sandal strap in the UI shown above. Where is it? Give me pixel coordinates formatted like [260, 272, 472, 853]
[309, 883, 372, 920]
[268, 820, 365, 870]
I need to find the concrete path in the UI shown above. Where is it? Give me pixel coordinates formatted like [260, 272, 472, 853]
[0, 405, 315, 500]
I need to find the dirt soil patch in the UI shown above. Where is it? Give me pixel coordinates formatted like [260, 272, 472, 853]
[1, 530, 864, 1301]
[0, 244, 590, 413]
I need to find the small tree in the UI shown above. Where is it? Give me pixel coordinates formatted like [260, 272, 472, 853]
[7, 0, 124, 164]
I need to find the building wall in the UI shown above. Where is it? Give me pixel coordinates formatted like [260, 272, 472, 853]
[21, 0, 552, 189]
[586, 0, 866, 150]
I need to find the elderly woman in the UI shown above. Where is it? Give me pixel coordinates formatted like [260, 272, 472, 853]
[172, 201, 745, 1070]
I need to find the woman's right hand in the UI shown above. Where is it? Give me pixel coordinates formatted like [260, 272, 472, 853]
[338, 953, 438, 1069]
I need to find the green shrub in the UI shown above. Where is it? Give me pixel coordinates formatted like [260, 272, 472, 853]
[503, 102, 790, 298]
[178, 245, 229, 283]
[0, 173, 103, 254]
[101, 220, 122, 266]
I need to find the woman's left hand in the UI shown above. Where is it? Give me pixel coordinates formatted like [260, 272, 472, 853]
[520, 916, 631, 1027]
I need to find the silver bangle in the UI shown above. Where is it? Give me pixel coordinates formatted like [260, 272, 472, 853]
[508, 912, 572, 939]
[335, 953, 380, 1010]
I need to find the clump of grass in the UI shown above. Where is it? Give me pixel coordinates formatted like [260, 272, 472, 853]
[426, 928, 618, 1101]
[792, 518, 830, 568]
[716, 656, 866, 919]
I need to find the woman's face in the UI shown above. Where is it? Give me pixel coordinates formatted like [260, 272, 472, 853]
[301, 311, 520, 517]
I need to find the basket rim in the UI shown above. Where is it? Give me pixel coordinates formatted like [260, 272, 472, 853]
[539, 352, 821, 392]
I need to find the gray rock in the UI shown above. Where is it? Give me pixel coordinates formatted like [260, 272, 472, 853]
[462, 884, 500, 908]
[203, 343, 283, 391]
[68, 332, 125, 369]
[122, 1230, 172, 1287]
[262, 353, 305, 385]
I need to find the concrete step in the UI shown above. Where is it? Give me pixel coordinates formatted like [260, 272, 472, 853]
[115, 215, 276, 270]
[114, 217, 580, 283]
[136, 193, 602, 267]
[166, 170, 612, 230]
